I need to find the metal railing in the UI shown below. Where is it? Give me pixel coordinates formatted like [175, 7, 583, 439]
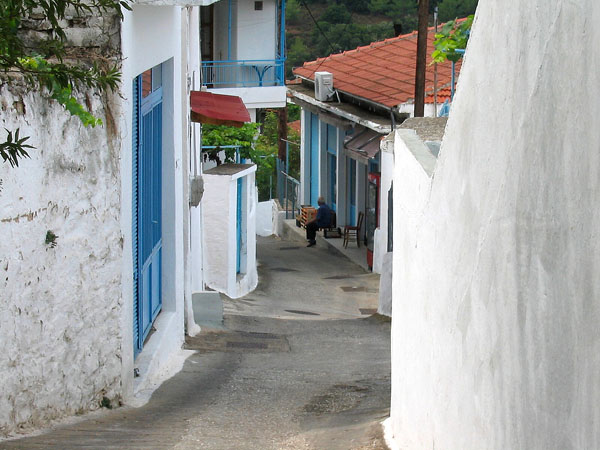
[201, 59, 285, 88]
[278, 169, 300, 220]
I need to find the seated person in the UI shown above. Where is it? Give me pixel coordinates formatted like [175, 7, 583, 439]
[306, 197, 332, 247]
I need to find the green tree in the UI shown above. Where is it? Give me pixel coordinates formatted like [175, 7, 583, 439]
[201, 119, 280, 201]
[286, 36, 311, 78]
[431, 15, 473, 63]
[321, 4, 352, 24]
[369, 0, 418, 29]
[286, 0, 304, 25]
[437, 0, 478, 22]
[0, 0, 129, 168]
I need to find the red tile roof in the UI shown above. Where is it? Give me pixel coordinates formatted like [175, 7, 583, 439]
[425, 87, 453, 104]
[293, 23, 463, 109]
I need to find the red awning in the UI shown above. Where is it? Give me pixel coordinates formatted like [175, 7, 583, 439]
[190, 91, 251, 127]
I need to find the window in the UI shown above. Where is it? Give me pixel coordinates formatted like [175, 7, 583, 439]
[254, 1, 263, 10]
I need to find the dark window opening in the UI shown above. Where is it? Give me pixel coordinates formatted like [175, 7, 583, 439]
[254, 1, 263, 11]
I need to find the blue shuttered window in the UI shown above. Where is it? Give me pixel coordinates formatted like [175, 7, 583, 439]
[133, 64, 164, 357]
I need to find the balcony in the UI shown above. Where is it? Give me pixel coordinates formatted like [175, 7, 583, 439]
[201, 59, 285, 88]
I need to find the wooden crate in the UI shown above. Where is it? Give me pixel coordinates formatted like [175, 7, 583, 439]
[298, 205, 317, 228]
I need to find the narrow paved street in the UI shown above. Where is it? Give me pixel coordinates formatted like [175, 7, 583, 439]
[1, 236, 390, 449]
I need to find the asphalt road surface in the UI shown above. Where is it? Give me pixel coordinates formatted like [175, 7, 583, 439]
[1, 236, 390, 449]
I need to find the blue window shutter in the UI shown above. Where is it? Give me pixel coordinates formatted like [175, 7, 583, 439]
[132, 76, 141, 356]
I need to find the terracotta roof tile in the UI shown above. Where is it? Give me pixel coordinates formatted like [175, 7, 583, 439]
[293, 22, 464, 108]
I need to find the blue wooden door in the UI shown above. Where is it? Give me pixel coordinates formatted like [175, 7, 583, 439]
[348, 159, 356, 225]
[310, 113, 319, 207]
[133, 66, 163, 356]
[326, 125, 337, 211]
[236, 177, 242, 274]
[328, 154, 336, 211]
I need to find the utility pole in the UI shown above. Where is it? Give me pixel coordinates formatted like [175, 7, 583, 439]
[278, 106, 287, 161]
[414, 0, 429, 117]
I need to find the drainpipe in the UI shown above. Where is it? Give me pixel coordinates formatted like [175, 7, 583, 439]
[280, 0, 286, 81]
[227, 0, 232, 60]
[451, 61, 455, 100]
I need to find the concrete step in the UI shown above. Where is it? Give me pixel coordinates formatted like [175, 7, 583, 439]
[192, 291, 225, 330]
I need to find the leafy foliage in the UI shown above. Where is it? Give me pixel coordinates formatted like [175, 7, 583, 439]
[431, 15, 473, 63]
[201, 122, 259, 164]
[201, 110, 301, 202]
[0, 0, 130, 167]
[0, 128, 33, 167]
[436, 0, 478, 22]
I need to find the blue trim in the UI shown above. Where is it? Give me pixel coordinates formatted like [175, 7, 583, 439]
[451, 60, 455, 100]
[279, 0, 286, 81]
[310, 113, 319, 207]
[328, 153, 336, 211]
[236, 178, 242, 274]
[227, 0, 232, 60]
[348, 159, 356, 225]
[133, 64, 164, 356]
[326, 124, 337, 155]
[201, 59, 285, 87]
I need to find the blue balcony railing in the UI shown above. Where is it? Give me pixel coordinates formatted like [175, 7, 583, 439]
[201, 59, 285, 88]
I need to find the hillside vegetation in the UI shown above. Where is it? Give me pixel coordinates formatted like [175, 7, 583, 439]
[286, 0, 478, 77]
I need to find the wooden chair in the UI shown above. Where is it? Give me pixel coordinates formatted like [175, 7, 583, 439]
[343, 211, 364, 248]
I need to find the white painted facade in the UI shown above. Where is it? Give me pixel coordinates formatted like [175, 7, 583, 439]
[202, 164, 258, 298]
[204, 0, 286, 118]
[388, 1, 600, 448]
[0, 4, 202, 435]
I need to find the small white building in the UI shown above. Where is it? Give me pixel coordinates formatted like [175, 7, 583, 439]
[202, 164, 258, 298]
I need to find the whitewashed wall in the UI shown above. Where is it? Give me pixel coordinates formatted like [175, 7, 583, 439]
[389, 1, 600, 448]
[0, 4, 193, 436]
[236, 0, 276, 61]
[256, 199, 276, 236]
[120, 4, 188, 397]
[0, 86, 123, 435]
[203, 167, 257, 299]
[372, 136, 394, 274]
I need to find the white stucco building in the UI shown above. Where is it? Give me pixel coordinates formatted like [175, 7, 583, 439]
[289, 25, 461, 272]
[200, 0, 287, 120]
[387, 0, 600, 448]
[193, 0, 287, 299]
[0, 1, 219, 436]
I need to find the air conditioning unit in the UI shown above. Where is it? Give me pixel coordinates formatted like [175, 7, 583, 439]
[315, 71, 334, 102]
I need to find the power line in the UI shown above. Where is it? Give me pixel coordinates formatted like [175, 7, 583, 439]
[298, 0, 338, 55]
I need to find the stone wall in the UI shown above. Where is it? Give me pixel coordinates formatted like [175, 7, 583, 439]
[0, 70, 123, 437]
[389, 0, 600, 448]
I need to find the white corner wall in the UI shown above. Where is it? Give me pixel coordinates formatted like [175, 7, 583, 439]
[203, 168, 257, 299]
[0, 87, 123, 435]
[389, 1, 600, 449]
[120, 4, 187, 399]
[372, 140, 394, 274]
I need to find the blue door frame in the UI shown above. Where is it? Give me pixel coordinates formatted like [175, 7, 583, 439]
[133, 67, 163, 357]
[326, 124, 337, 211]
[348, 159, 356, 225]
[310, 113, 319, 207]
[236, 177, 243, 274]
